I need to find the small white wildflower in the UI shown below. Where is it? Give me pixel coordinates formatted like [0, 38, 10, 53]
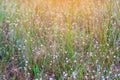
[102, 76, 105, 80]
[114, 56, 116, 58]
[12, 57, 14, 59]
[23, 46, 25, 49]
[83, 41, 85, 44]
[91, 76, 94, 79]
[27, 72, 30, 77]
[25, 63, 28, 67]
[109, 71, 112, 74]
[97, 65, 101, 71]
[116, 69, 119, 72]
[106, 76, 109, 79]
[95, 75, 97, 77]
[18, 48, 21, 51]
[107, 56, 109, 58]
[23, 55, 25, 58]
[74, 60, 77, 63]
[104, 70, 106, 72]
[115, 74, 117, 77]
[107, 43, 109, 46]
[24, 67, 27, 71]
[72, 71, 78, 79]
[45, 74, 47, 76]
[96, 41, 98, 44]
[99, 72, 101, 74]
[63, 72, 68, 77]
[65, 51, 67, 54]
[65, 58, 69, 63]
[26, 61, 28, 64]
[24, 39, 27, 43]
[90, 52, 93, 57]
[50, 63, 52, 66]
[92, 70, 95, 73]
[116, 47, 119, 50]
[85, 76, 88, 79]
[49, 78, 54, 80]
[118, 74, 120, 77]
[96, 60, 98, 63]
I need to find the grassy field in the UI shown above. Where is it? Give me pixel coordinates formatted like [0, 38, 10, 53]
[0, 0, 120, 80]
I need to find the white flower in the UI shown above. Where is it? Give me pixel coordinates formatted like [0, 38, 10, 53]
[35, 78, 42, 80]
[91, 76, 94, 79]
[114, 56, 116, 58]
[26, 61, 28, 64]
[106, 76, 109, 79]
[107, 56, 109, 58]
[63, 72, 68, 77]
[74, 60, 77, 63]
[101, 76, 105, 80]
[85, 76, 88, 79]
[90, 52, 93, 57]
[118, 74, 120, 77]
[72, 71, 78, 79]
[49, 78, 54, 80]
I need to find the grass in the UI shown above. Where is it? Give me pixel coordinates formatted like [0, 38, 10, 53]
[0, 0, 120, 80]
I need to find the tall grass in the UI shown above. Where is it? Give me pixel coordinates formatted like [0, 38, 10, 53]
[0, 0, 120, 80]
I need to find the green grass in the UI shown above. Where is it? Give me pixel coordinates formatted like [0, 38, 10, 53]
[0, 0, 120, 80]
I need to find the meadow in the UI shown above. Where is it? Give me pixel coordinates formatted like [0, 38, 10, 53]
[0, 0, 120, 80]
